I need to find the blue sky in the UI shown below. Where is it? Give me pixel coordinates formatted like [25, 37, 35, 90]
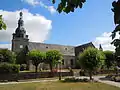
[0, 0, 116, 50]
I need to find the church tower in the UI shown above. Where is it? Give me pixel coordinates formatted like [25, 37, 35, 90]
[12, 12, 29, 53]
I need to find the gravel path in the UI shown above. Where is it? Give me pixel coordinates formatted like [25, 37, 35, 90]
[0, 79, 58, 85]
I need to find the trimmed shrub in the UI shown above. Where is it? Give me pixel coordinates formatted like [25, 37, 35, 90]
[0, 63, 20, 74]
[0, 49, 16, 64]
[105, 74, 120, 82]
[111, 76, 116, 81]
[114, 76, 120, 82]
[20, 64, 27, 71]
[105, 74, 113, 79]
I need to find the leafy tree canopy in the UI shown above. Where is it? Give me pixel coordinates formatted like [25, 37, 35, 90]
[111, 0, 120, 59]
[0, 15, 6, 30]
[28, 50, 45, 66]
[52, 0, 86, 13]
[45, 50, 63, 73]
[45, 50, 63, 66]
[103, 50, 115, 69]
[78, 47, 104, 71]
[0, 49, 16, 64]
[78, 47, 105, 80]
[16, 46, 29, 64]
[28, 50, 46, 73]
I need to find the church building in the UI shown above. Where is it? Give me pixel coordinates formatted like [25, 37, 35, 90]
[12, 12, 95, 69]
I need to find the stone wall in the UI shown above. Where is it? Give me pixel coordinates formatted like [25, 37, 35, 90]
[0, 72, 73, 81]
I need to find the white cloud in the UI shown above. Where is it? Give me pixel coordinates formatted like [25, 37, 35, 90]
[47, 6, 56, 14]
[0, 44, 11, 50]
[93, 32, 116, 51]
[22, 0, 56, 14]
[21, 0, 39, 5]
[0, 9, 52, 44]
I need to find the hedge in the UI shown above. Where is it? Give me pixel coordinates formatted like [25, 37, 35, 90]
[0, 63, 20, 74]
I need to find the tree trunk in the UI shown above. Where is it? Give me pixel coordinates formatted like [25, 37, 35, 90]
[59, 64, 62, 80]
[49, 63, 53, 73]
[35, 65, 38, 73]
[34, 65, 38, 79]
[89, 71, 93, 80]
[49, 63, 53, 77]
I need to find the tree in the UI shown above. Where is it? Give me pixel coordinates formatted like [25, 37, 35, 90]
[78, 47, 105, 80]
[111, 0, 120, 63]
[103, 51, 115, 70]
[0, 49, 16, 64]
[0, 15, 6, 30]
[28, 50, 45, 73]
[16, 46, 29, 64]
[45, 50, 63, 74]
[51, 0, 86, 13]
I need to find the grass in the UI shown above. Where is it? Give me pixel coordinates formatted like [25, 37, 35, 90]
[0, 81, 119, 90]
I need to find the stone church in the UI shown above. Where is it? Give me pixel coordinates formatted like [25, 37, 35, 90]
[12, 12, 95, 69]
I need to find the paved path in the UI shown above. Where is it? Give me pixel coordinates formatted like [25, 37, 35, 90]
[75, 76, 120, 88]
[0, 79, 58, 85]
[94, 76, 120, 88]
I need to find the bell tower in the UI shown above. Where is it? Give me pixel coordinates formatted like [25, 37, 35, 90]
[12, 12, 29, 53]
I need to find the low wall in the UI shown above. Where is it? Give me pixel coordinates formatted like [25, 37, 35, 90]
[98, 70, 118, 74]
[0, 71, 73, 81]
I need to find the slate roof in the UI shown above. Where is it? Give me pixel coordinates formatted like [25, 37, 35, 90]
[28, 42, 75, 56]
[75, 42, 95, 56]
[28, 42, 95, 57]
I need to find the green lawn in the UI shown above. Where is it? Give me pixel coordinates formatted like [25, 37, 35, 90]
[0, 81, 119, 90]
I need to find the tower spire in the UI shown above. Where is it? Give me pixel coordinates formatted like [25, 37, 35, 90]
[18, 11, 24, 27]
[13, 12, 28, 39]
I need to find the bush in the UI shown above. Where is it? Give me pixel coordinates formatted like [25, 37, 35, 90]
[0, 63, 20, 74]
[111, 76, 116, 81]
[63, 77, 89, 82]
[20, 64, 27, 71]
[105, 74, 113, 79]
[105, 74, 120, 82]
[0, 49, 16, 64]
[114, 76, 120, 82]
